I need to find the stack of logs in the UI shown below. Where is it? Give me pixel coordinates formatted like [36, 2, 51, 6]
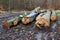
[3, 7, 57, 29]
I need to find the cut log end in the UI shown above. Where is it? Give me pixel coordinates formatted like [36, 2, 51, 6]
[36, 16, 41, 21]
[22, 17, 30, 24]
[35, 19, 44, 29]
[42, 19, 49, 27]
[35, 18, 49, 29]
[3, 22, 10, 28]
[13, 20, 18, 26]
[51, 15, 57, 21]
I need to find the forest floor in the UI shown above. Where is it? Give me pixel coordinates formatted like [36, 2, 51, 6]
[0, 11, 59, 40]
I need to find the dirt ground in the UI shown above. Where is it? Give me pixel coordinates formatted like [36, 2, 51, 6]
[0, 13, 59, 40]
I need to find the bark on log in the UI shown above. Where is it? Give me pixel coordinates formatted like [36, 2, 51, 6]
[22, 7, 41, 24]
[35, 10, 51, 29]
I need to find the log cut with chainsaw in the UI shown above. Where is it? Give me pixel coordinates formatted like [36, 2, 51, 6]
[35, 10, 51, 29]
[13, 11, 30, 25]
[22, 7, 41, 24]
[3, 11, 31, 28]
[3, 18, 16, 28]
[48, 6, 57, 21]
[50, 10, 57, 21]
[3, 15, 23, 28]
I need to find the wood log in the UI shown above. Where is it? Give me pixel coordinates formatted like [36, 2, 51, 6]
[22, 7, 41, 24]
[51, 10, 57, 21]
[3, 18, 16, 28]
[13, 11, 30, 26]
[3, 11, 31, 28]
[13, 16, 22, 26]
[35, 10, 51, 29]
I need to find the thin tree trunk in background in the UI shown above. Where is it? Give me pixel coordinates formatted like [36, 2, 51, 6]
[0, 0, 60, 11]
[42, 0, 47, 9]
[47, 0, 53, 7]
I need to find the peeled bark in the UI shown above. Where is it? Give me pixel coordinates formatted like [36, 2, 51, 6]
[51, 10, 57, 21]
[22, 7, 41, 24]
[35, 10, 51, 29]
[22, 11, 37, 24]
[41, 10, 51, 27]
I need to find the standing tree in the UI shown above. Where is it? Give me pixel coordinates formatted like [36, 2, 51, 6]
[0, 0, 8, 10]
